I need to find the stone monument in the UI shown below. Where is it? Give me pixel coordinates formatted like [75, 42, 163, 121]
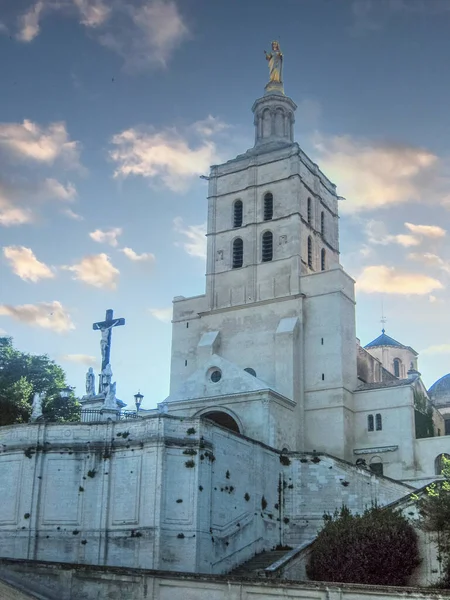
[30, 392, 44, 422]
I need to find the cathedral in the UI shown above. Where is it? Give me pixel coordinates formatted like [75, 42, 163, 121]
[0, 42, 449, 591]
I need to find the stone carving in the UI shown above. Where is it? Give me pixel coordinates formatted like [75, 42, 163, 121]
[279, 235, 287, 245]
[264, 41, 283, 84]
[101, 364, 113, 394]
[216, 250, 223, 261]
[158, 402, 168, 414]
[103, 382, 117, 410]
[31, 392, 44, 422]
[85, 367, 96, 397]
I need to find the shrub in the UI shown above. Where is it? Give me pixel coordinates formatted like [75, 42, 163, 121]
[306, 505, 420, 586]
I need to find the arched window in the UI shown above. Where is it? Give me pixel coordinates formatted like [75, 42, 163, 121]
[435, 453, 450, 475]
[321, 248, 326, 271]
[233, 200, 243, 228]
[262, 231, 273, 262]
[321, 211, 325, 236]
[375, 413, 382, 431]
[264, 193, 273, 221]
[307, 197, 312, 224]
[244, 367, 256, 377]
[307, 236, 313, 269]
[368, 414, 374, 432]
[232, 238, 243, 269]
[393, 358, 401, 378]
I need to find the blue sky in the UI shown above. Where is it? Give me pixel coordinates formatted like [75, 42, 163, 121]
[0, 0, 449, 407]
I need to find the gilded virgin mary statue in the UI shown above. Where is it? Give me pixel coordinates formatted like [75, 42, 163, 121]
[264, 41, 283, 93]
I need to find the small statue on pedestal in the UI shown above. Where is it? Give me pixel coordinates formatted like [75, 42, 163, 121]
[103, 382, 117, 410]
[85, 367, 96, 397]
[31, 392, 44, 422]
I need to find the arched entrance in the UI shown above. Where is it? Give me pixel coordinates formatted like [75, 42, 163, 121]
[200, 410, 241, 434]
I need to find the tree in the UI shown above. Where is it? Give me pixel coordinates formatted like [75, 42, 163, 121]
[415, 455, 450, 587]
[306, 505, 420, 586]
[0, 336, 80, 426]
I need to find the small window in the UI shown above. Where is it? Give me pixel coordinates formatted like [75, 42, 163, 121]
[321, 373, 325, 381]
[393, 358, 401, 378]
[244, 368, 256, 377]
[264, 193, 273, 221]
[370, 462, 383, 476]
[368, 414, 374, 432]
[321, 248, 326, 271]
[232, 238, 243, 269]
[321, 211, 325, 236]
[186, 322, 189, 328]
[262, 231, 273, 262]
[375, 413, 382, 431]
[307, 236, 313, 269]
[307, 197, 312, 224]
[210, 370, 222, 383]
[184, 359, 187, 366]
[233, 200, 243, 228]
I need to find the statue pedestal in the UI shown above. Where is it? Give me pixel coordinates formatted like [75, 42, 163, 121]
[264, 80, 284, 96]
[99, 408, 119, 422]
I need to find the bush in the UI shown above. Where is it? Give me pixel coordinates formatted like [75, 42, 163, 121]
[306, 505, 420, 586]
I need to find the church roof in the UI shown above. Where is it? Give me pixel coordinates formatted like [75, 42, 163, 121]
[356, 378, 415, 392]
[364, 329, 418, 355]
[428, 373, 450, 398]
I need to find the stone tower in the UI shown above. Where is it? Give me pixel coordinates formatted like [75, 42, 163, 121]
[164, 45, 358, 460]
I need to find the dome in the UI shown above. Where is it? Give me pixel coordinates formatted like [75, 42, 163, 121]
[428, 373, 450, 406]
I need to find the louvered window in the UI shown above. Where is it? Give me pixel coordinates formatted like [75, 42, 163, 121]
[321, 211, 325, 236]
[232, 238, 243, 268]
[321, 248, 326, 271]
[307, 236, 313, 269]
[376, 413, 382, 431]
[264, 193, 273, 221]
[262, 231, 273, 262]
[233, 200, 243, 227]
[307, 197, 312, 224]
[368, 415, 374, 432]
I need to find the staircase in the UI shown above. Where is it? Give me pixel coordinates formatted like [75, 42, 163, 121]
[229, 550, 288, 577]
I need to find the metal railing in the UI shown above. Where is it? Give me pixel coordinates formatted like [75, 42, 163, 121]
[81, 409, 141, 422]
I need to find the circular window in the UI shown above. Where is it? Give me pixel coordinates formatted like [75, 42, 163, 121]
[210, 369, 222, 383]
[244, 367, 256, 377]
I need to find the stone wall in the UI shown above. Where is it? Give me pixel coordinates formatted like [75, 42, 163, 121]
[0, 416, 411, 575]
[0, 559, 448, 600]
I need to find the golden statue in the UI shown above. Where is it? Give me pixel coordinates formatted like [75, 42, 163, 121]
[264, 41, 283, 83]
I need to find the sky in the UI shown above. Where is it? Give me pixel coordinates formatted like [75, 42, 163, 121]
[0, 0, 449, 408]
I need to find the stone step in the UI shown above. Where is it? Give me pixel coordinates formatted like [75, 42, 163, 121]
[229, 550, 288, 576]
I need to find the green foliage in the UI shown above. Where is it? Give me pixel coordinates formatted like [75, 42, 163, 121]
[307, 505, 420, 586]
[0, 336, 80, 426]
[418, 455, 450, 586]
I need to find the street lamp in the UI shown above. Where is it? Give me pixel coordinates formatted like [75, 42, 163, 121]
[60, 386, 72, 399]
[134, 391, 144, 413]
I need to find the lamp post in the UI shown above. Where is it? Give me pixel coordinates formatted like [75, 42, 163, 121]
[134, 391, 144, 413]
[60, 386, 72, 399]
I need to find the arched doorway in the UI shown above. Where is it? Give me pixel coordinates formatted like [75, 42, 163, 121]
[200, 410, 241, 434]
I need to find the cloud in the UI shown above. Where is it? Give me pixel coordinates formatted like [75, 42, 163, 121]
[148, 307, 172, 323]
[314, 135, 439, 213]
[0, 300, 74, 333]
[110, 119, 222, 191]
[120, 247, 155, 262]
[421, 344, 450, 356]
[0, 328, 7, 335]
[404, 222, 446, 238]
[73, 0, 110, 27]
[173, 217, 206, 259]
[3, 246, 55, 282]
[63, 253, 119, 289]
[60, 353, 99, 366]
[0, 194, 34, 227]
[364, 220, 446, 248]
[62, 207, 84, 221]
[0, 119, 81, 168]
[357, 265, 444, 295]
[98, 0, 189, 71]
[408, 252, 450, 273]
[43, 178, 77, 201]
[17, 1, 45, 42]
[89, 227, 122, 247]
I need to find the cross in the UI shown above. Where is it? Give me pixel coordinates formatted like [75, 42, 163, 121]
[93, 309, 125, 372]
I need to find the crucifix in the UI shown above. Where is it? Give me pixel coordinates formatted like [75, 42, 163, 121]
[93, 309, 125, 373]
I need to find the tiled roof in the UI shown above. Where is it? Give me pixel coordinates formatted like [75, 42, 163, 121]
[355, 378, 415, 392]
[364, 329, 418, 355]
